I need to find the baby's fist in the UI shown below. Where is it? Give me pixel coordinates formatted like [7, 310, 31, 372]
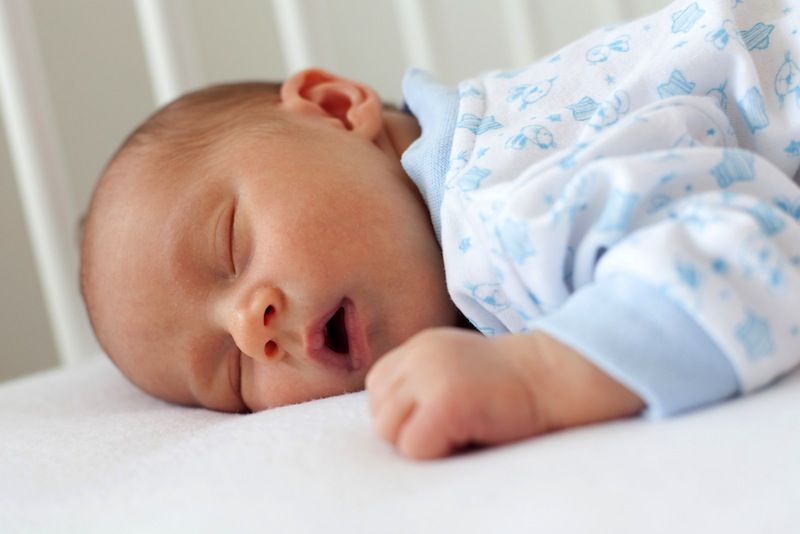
[365, 328, 546, 459]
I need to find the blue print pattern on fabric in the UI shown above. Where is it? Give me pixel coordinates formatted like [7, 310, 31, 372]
[559, 142, 590, 169]
[648, 194, 673, 213]
[453, 166, 492, 192]
[736, 311, 775, 360]
[456, 113, 504, 135]
[773, 195, 800, 219]
[775, 52, 800, 106]
[567, 96, 599, 121]
[710, 149, 756, 187]
[597, 190, 641, 231]
[705, 20, 739, 49]
[739, 22, 774, 51]
[672, 2, 705, 33]
[706, 81, 729, 111]
[495, 218, 536, 265]
[494, 68, 525, 79]
[586, 35, 631, 64]
[459, 85, 483, 99]
[505, 124, 556, 151]
[525, 290, 542, 308]
[712, 258, 729, 274]
[659, 172, 678, 184]
[784, 140, 800, 156]
[507, 78, 557, 110]
[737, 86, 770, 132]
[676, 261, 702, 289]
[589, 91, 630, 131]
[748, 202, 786, 235]
[658, 70, 696, 98]
[465, 282, 510, 312]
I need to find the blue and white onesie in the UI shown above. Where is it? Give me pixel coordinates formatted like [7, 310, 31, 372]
[401, 0, 800, 416]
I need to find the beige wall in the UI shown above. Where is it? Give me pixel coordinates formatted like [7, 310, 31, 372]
[0, 0, 670, 383]
[0, 124, 57, 380]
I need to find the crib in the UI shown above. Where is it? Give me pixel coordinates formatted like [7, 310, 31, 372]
[1, 0, 798, 531]
[0, 0, 675, 373]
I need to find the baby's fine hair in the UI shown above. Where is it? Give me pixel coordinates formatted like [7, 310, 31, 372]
[79, 79, 402, 343]
[101, 79, 402, 172]
[110, 81, 290, 169]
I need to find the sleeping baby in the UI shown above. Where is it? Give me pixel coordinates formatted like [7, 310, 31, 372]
[80, 0, 800, 459]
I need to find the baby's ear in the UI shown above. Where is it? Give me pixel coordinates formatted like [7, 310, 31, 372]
[280, 68, 382, 140]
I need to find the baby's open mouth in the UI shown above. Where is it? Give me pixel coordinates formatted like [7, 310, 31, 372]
[323, 306, 349, 354]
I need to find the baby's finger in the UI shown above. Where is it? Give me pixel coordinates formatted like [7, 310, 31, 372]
[364, 344, 406, 391]
[396, 401, 457, 460]
[367, 370, 404, 419]
[372, 390, 416, 445]
[366, 351, 416, 416]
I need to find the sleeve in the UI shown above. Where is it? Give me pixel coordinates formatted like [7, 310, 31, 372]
[483, 97, 800, 418]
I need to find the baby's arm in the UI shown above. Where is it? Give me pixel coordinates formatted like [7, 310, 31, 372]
[366, 327, 643, 459]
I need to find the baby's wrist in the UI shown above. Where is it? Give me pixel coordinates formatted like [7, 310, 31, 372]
[498, 331, 644, 432]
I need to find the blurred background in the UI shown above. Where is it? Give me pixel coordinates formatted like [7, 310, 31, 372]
[0, 0, 670, 383]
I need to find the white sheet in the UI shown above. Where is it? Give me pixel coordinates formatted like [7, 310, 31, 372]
[1, 357, 798, 533]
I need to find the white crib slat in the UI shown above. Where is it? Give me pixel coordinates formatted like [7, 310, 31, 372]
[603, 0, 632, 25]
[502, 0, 544, 66]
[271, 0, 317, 73]
[134, 0, 204, 106]
[391, 0, 437, 73]
[0, 0, 100, 365]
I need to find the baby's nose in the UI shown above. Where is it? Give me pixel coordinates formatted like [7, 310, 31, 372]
[230, 286, 286, 362]
[262, 305, 279, 357]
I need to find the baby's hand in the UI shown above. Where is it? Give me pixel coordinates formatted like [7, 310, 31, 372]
[366, 328, 644, 460]
[366, 327, 548, 459]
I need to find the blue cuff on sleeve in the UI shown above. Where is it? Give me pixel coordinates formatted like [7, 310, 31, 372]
[534, 275, 741, 418]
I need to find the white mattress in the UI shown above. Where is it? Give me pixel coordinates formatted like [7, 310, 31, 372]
[1, 356, 798, 533]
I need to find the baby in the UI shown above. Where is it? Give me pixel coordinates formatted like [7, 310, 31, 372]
[81, 0, 800, 459]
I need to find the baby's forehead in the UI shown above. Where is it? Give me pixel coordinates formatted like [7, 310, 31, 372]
[89, 149, 196, 302]
[95, 150, 216, 239]
[86, 164, 200, 397]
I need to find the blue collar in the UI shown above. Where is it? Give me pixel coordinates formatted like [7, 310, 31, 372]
[400, 69, 460, 244]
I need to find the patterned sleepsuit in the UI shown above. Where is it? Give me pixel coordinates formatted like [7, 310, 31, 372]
[401, 0, 800, 416]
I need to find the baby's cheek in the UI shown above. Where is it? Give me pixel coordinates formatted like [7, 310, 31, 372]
[246, 366, 366, 410]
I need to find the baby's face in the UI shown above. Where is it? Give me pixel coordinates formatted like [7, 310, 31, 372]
[93, 112, 458, 412]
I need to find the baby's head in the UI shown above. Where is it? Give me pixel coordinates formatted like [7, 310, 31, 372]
[81, 69, 459, 412]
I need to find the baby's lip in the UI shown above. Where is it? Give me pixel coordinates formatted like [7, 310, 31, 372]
[305, 298, 372, 373]
[341, 298, 373, 371]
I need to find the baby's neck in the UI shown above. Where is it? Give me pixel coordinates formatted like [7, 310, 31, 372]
[381, 109, 421, 160]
